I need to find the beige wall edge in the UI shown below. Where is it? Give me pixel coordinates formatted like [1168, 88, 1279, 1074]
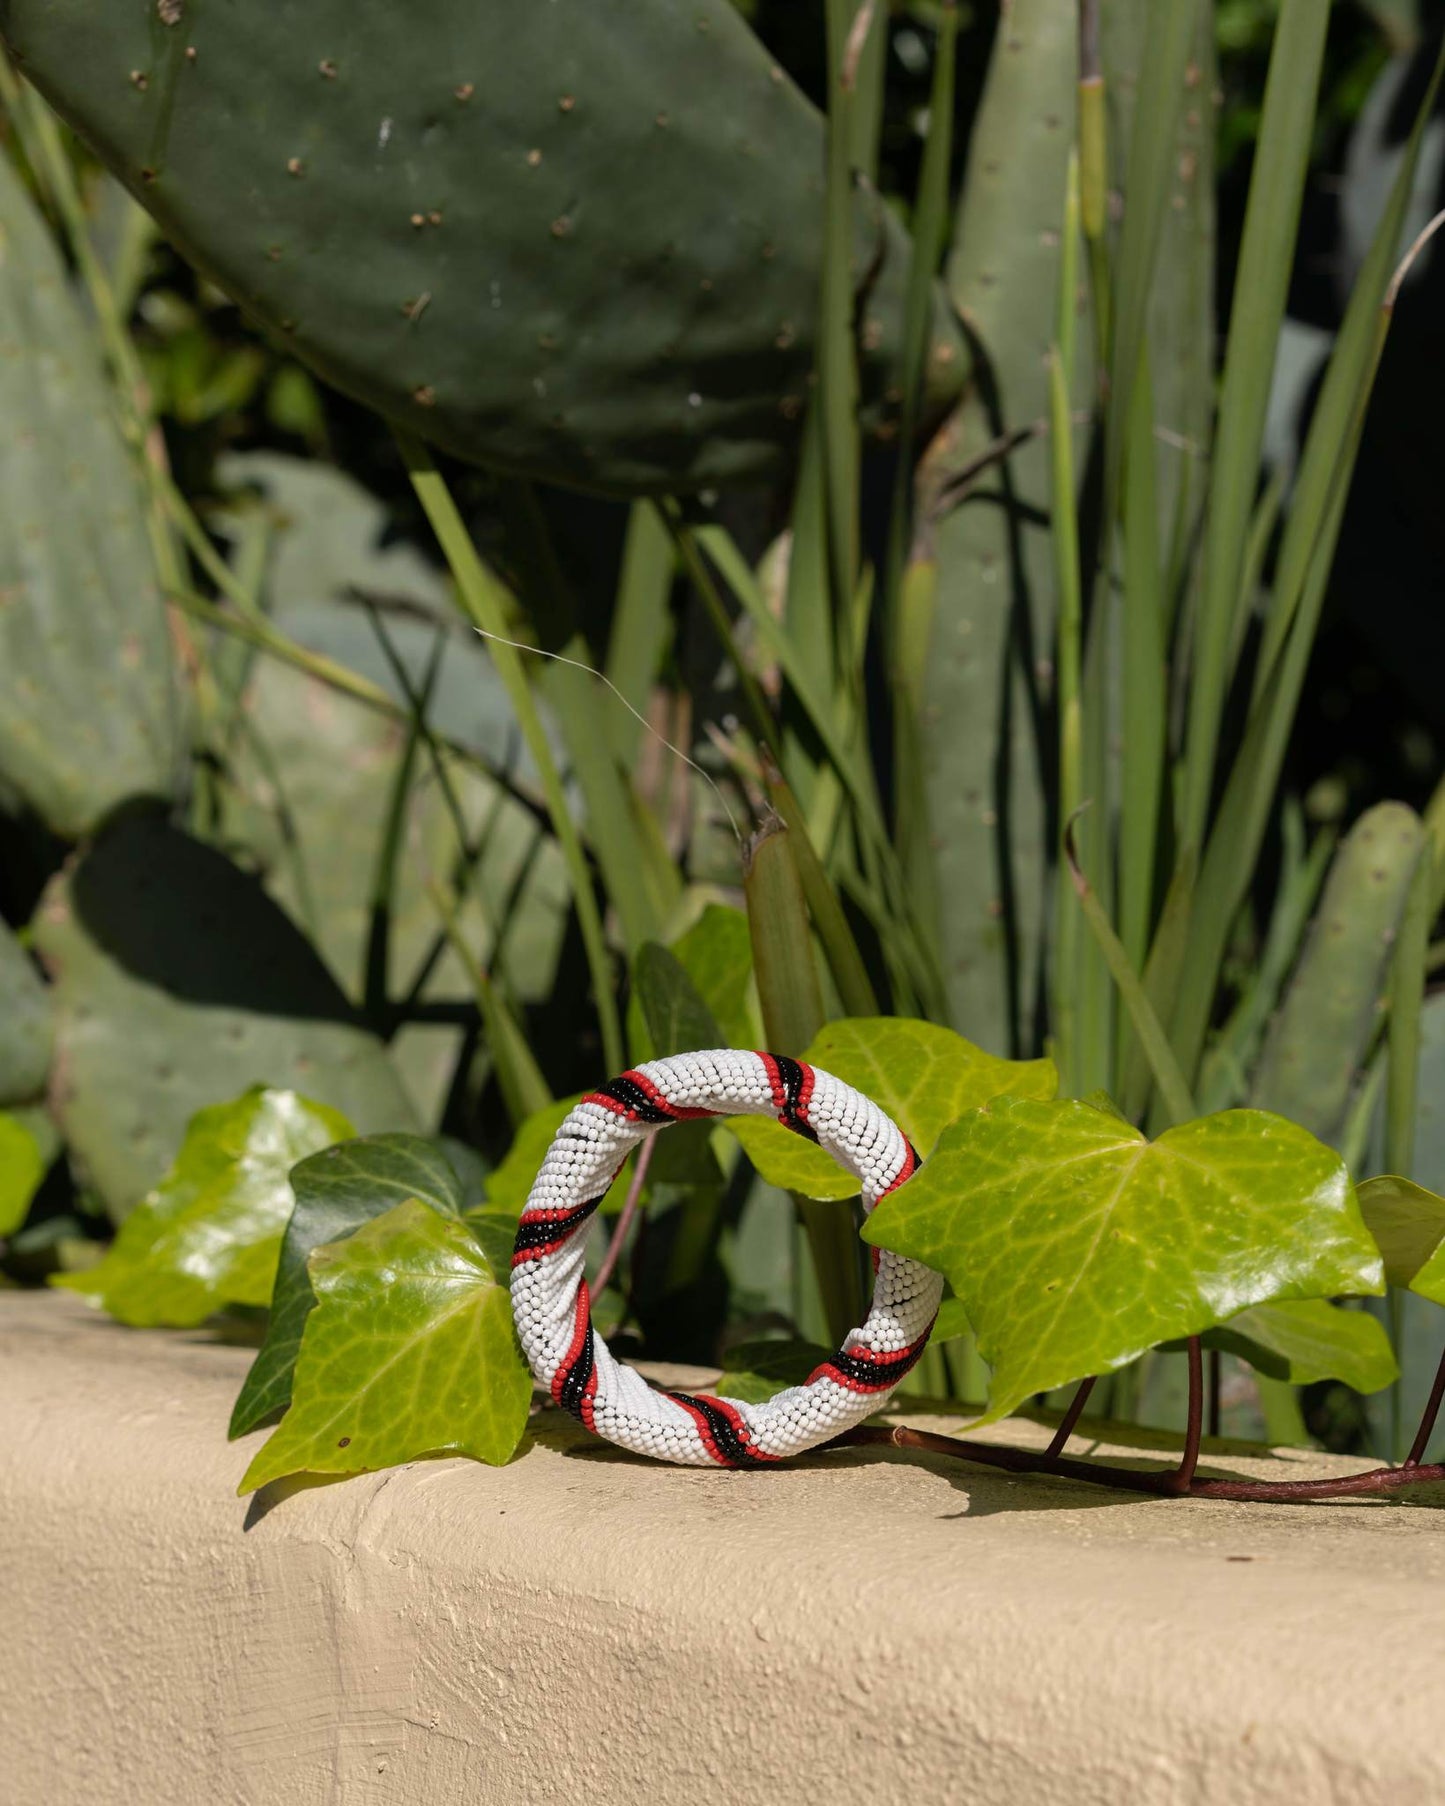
[3, 1289, 1444, 1805]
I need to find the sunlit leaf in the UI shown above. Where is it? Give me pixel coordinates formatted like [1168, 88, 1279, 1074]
[729, 1116, 860, 1202]
[1192, 1299, 1398, 1392]
[57, 1087, 350, 1327]
[730, 1017, 1056, 1201]
[230, 1132, 465, 1437]
[1358, 1175, 1445, 1305]
[0, 1112, 45, 1237]
[239, 1199, 530, 1492]
[863, 1097, 1384, 1424]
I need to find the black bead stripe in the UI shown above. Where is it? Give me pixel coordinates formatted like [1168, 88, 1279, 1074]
[823, 1336, 930, 1392]
[596, 1074, 675, 1124]
[773, 1054, 820, 1144]
[671, 1391, 774, 1468]
[557, 1328, 597, 1419]
[512, 1193, 604, 1257]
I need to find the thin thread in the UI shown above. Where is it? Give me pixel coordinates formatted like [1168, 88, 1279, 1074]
[467, 625, 746, 846]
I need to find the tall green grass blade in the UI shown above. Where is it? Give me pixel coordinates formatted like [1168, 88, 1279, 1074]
[1196, 808, 1336, 1115]
[363, 632, 443, 1029]
[761, 751, 879, 1019]
[1076, 1, 1106, 246]
[664, 508, 782, 759]
[361, 608, 552, 1126]
[1051, 154, 1085, 1094]
[1065, 817, 1196, 1128]
[684, 518, 938, 1008]
[1227, 465, 1284, 688]
[1179, 0, 1329, 856]
[1168, 80, 1445, 1088]
[820, 1, 866, 621]
[397, 434, 622, 1073]
[1387, 843, 1434, 1178]
[1253, 43, 1445, 705]
[886, 0, 960, 618]
[784, 410, 836, 747]
[1118, 349, 1166, 985]
[501, 482, 667, 957]
[1425, 772, 1445, 916]
[1121, 851, 1196, 1125]
[1104, 0, 1204, 499]
[892, 553, 941, 962]
[842, 0, 886, 182]
[604, 503, 675, 764]
[427, 877, 552, 1128]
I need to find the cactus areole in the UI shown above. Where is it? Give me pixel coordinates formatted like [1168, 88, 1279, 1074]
[0, 0, 966, 495]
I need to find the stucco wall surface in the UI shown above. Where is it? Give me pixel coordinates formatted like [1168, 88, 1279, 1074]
[3, 1289, 1445, 1806]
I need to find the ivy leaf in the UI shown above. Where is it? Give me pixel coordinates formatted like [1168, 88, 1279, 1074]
[728, 1114, 859, 1201]
[0, 1111, 46, 1237]
[56, 1088, 350, 1327]
[730, 1017, 1056, 1201]
[634, 942, 722, 1058]
[715, 1337, 831, 1403]
[238, 1199, 531, 1493]
[463, 1206, 522, 1279]
[671, 904, 756, 1050]
[862, 1098, 1385, 1425]
[1357, 1175, 1445, 1303]
[1178, 1300, 1399, 1391]
[930, 1293, 971, 1346]
[229, 1132, 466, 1438]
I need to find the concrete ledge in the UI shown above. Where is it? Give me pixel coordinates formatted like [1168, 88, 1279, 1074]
[3, 1290, 1445, 1805]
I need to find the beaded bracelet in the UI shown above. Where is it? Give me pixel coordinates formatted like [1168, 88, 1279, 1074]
[511, 1049, 942, 1466]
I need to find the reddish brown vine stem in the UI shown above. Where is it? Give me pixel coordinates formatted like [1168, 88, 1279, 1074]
[827, 1318, 1445, 1503]
[1403, 1341, 1445, 1468]
[1171, 1336, 1205, 1492]
[1045, 1375, 1096, 1458]
[829, 1422, 1445, 1501]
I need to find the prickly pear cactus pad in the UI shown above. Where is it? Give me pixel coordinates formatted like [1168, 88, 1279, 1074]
[0, 142, 184, 836]
[0, 917, 52, 1105]
[32, 810, 419, 1220]
[0, 0, 965, 494]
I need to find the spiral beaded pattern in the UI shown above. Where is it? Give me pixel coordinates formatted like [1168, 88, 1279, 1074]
[511, 1049, 943, 1466]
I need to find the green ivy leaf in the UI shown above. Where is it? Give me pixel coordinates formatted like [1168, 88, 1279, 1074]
[715, 1337, 831, 1403]
[0, 1111, 45, 1237]
[627, 904, 757, 1064]
[1188, 1300, 1398, 1391]
[728, 1115, 859, 1201]
[463, 1206, 523, 1279]
[634, 942, 722, 1058]
[671, 905, 756, 1050]
[929, 1293, 971, 1346]
[229, 1133, 466, 1438]
[1357, 1175, 1445, 1303]
[238, 1199, 530, 1493]
[730, 1017, 1057, 1201]
[57, 1087, 350, 1327]
[862, 1098, 1385, 1424]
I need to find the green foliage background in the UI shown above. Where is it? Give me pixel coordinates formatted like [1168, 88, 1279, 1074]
[3, 0, 1445, 1485]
